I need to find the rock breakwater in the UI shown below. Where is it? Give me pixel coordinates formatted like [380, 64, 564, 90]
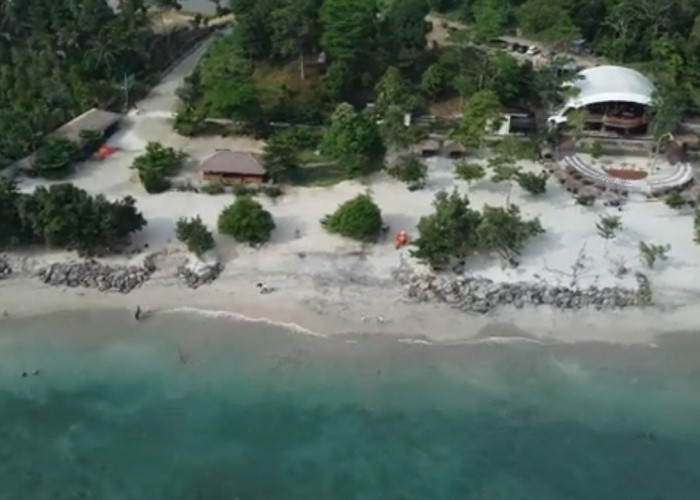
[407, 274, 648, 313]
[37, 258, 155, 293]
[176, 261, 223, 288]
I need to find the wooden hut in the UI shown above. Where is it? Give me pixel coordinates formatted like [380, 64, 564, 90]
[411, 138, 441, 158]
[199, 149, 267, 184]
[443, 140, 467, 159]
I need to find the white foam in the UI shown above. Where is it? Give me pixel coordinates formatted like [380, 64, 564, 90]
[161, 306, 329, 338]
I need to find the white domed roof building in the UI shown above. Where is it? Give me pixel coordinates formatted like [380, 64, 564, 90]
[548, 65, 655, 135]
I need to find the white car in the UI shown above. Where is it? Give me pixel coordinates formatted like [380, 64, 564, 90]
[526, 46, 541, 56]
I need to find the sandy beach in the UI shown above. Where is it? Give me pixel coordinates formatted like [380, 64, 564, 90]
[2, 34, 700, 346]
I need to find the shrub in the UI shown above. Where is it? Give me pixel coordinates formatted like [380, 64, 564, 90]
[411, 190, 482, 267]
[218, 196, 275, 245]
[201, 180, 226, 195]
[515, 171, 548, 195]
[387, 154, 427, 187]
[596, 214, 622, 240]
[454, 162, 485, 187]
[33, 137, 80, 178]
[589, 140, 603, 158]
[175, 216, 215, 255]
[665, 191, 685, 209]
[262, 185, 283, 198]
[2, 181, 145, 254]
[638, 241, 670, 269]
[322, 194, 383, 242]
[233, 184, 257, 197]
[575, 193, 596, 206]
[476, 204, 545, 264]
[131, 142, 186, 194]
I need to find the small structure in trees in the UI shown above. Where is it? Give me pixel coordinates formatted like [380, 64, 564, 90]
[411, 138, 441, 158]
[443, 140, 466, 159]
[199, 149, 268, 185]
[15, 108, 123, 176]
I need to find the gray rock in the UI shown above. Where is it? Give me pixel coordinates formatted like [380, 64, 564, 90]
[176, 262, 224, 289]
[405, 273, 642, 314]
[36, 259, 154, 293]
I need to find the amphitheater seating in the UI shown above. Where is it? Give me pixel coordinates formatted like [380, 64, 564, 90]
[647, 163, 694, 191]
[564, 155, 631, 189]
[564, 155, 695, 193]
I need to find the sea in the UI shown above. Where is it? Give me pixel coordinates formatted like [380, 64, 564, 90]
[1, 309, 700, 499]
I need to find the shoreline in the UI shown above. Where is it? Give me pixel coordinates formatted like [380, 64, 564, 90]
[1, 270, 698, 346]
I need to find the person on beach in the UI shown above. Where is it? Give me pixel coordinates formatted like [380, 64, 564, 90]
[135, 306, 142, 321]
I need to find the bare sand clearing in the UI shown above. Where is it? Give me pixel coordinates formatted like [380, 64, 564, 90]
[3, 35, 700, 345]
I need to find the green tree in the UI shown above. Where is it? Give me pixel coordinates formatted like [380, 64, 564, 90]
[33, 138, 80, 178]
[516, 171, 549, 195]
[321, 103, 385, 178]
[176, 216, 215, 256]
[454, 162, 486, 189]
[321, 193, 383, 242]
[471, 0, 509, 40]
[411, 190, 482, 267]
[269, 0, 321, 79]
[476, 204, 545, 264]
[596, 214, 622, 240]
[198, 41, 263, 126]
[0, 178, 27, 247]
[375, 67, 416, 115]
[638, 241, 670, 269]
[131, 142, 186, 193]
[516, 0, 578, 41]
[455, 90, 502, 153]
[382, 0, 430, 70]
[665, 191, 686, 209]
[489, 156, 521, 206]
[387, 154, 427, 187]
[218, 196, 275, 245]
[320, 0, 377, 87]
[262, 130, 302, 182]
[648, 84, 685, 168]
[13, 183, 145, 254]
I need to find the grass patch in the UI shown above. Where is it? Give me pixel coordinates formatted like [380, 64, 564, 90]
[253, 60, 319, 106]
[293, 162, 346, 187]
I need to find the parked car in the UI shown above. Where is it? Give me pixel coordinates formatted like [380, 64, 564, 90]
[526, 46, 541, 56]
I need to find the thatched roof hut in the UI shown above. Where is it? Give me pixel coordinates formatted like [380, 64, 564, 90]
[411, 138, 441, 157]
[443, 140, 467, 159]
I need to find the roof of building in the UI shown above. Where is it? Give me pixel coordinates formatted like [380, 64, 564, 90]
[443, 140, 466, 153]
[199, 149, 267, 176]
[566, 65, 655, 109]
[52, 108, 123, 142]
[412, 138, 441, 151]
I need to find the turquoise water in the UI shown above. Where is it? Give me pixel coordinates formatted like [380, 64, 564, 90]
[1, 310, 700, 499]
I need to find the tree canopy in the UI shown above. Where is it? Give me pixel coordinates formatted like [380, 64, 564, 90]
[0, 0, 192, 170]
[218, 196, 276, 245]
[321, 103, 385, 178]
[0, 179, 145, 254]
[131, 142, 187, 193]
[176, 216, 215, 255]
[411, 190, 545, 267]
[321, 194, 383, 242]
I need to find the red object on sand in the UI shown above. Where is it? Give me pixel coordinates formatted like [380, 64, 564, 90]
[394, 230, 408, 249]
[97, 145, 114, 158]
